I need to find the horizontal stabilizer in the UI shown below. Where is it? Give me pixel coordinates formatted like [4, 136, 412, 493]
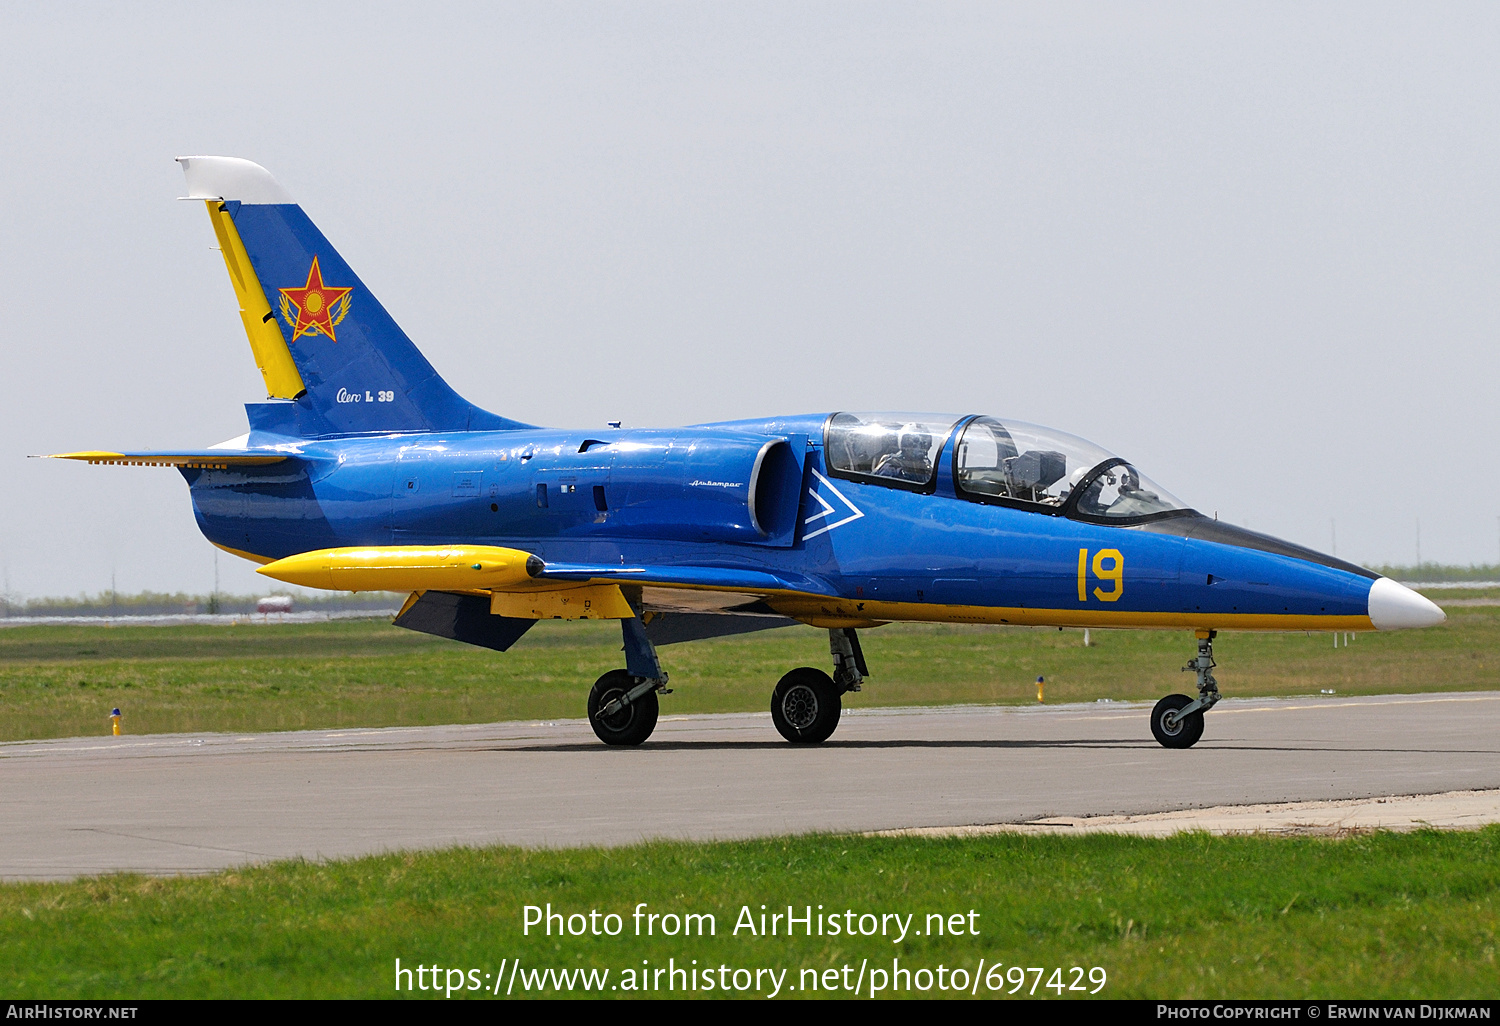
[39, 450, 289, 469]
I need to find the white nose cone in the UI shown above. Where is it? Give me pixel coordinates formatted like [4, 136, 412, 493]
[1368, 577, 1446, 630]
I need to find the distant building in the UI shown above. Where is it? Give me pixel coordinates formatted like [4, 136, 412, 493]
[256, 595, 294, 615]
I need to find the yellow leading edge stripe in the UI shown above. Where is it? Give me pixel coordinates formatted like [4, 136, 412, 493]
[204, 200, 306, 400]
[43, 451, 286, 469]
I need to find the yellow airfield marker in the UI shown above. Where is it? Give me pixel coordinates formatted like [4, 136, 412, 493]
[1036, 676, 1045, 703]
[108, 708, 122, 736]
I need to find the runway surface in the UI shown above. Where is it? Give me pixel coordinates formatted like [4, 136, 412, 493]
[2, 691, 1498, 881]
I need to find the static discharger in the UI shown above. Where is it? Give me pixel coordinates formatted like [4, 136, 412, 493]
[109, 708, 121, 736]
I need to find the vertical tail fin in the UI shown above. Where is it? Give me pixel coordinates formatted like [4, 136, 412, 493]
[178, 156, 529, 437]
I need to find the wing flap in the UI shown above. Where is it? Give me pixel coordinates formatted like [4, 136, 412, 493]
[392, 591, 535, 652]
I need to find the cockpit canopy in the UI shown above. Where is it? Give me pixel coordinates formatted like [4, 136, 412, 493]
[825, 412, 1189, 522]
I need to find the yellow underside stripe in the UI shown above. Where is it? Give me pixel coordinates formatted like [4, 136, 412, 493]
[216, 553, 1374, 633]
[767, 595, 1374, 633]
[212, 542, 276, 566]
[602, 580, 1376, 633]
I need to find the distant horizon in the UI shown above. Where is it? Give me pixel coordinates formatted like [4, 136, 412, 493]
[3, 561, 1496, 607]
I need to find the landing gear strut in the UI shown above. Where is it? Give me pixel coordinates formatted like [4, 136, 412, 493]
[585, 619, 873, 747]
[1150, 630, 1221, 749]
[829, 627, 865, 694]
[770, 628, 867, 744]
[587, 615, 670, 746]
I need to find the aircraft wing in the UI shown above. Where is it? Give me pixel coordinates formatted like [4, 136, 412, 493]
[256, 547, 828, 599]
[531, 561, 831, 597]
[257, 545, 876, 632]
[392, 559, 828, 653]
[533, 560, 878, 628]
[39, 450, 290, 469]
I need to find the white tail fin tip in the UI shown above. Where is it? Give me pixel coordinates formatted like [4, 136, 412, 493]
[176, 156, 293, 205]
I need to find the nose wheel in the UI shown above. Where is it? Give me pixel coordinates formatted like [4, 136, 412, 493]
[1150, 693, 1205, 748]
[1150, 630, 1221, 749]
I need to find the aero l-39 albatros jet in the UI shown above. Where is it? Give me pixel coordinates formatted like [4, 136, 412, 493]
[45, 157, 1446, 749]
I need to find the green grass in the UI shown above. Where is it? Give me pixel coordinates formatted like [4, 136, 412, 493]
[5, 603, 1495, 999]
[1, 829, 1495, 998]
[1, 600, 1497, 741]
[1415, 587, 1500, 601]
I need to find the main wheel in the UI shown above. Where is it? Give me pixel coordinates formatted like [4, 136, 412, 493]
[1150, 693, 1204, 749]
[770, 667, 841, 744]
[587, 669, 659, 746]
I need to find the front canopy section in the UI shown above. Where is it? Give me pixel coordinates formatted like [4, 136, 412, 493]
[1069, 460, 1187, 521]
[954, 416, 1111, 507]
[953, 416, 1189, 521]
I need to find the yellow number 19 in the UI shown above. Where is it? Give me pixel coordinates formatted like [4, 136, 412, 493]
[1077, 548, 1124, 602]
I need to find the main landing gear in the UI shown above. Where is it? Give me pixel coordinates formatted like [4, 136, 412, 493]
[770, 628, 866, 744]
[587, 616, 671, 746]
[1150, 630, 1222, 749]
[585, 620, 869, 747]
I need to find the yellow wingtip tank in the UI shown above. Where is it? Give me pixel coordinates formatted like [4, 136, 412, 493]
[204, 200, 307, 400]
[257, 545, 545, 594]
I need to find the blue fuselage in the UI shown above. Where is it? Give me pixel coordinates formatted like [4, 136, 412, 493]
[186, 413, 1376, 631]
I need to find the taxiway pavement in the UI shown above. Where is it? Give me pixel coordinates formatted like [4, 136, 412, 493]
[2, 691, 1497, 880]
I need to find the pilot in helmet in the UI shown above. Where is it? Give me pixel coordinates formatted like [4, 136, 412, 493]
[873, 425, 933, 481]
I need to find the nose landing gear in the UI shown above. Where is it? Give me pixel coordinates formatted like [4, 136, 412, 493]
[1150, 630, 1221, 749]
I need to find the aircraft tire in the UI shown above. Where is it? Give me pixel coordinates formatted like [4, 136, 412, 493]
[1150, 693, 1204, 749]
[587, 669, 659, 746]
[771, 667, 841, 744]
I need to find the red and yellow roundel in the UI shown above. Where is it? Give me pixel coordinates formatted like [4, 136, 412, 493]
[279, 256, 352, 342]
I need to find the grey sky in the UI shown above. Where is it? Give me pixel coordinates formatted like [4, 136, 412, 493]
[2, 3, 1497, 599]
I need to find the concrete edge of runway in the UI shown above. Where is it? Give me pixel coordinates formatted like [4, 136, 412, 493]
[7, 689, 1493, 760]
[872, 789, 1500, 839]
